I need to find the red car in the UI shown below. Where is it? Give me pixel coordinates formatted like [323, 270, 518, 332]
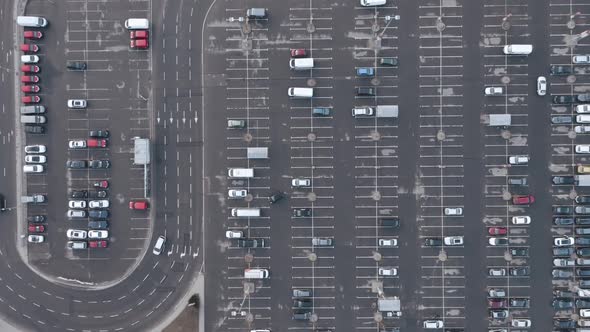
[21, 85, 40, 93]
[513, 195, 534, 205]
[21, 65, 40, 73]
[21, 75, 39, 83]
[22, 95, 40, 103]
[94, 180, 109, 189]
[89, 240, 108, 248]
[129, 200, 149, 210]
[130, 39, 148, 49]
[87, 139, 107, 148]
[130, 30, 148, 39]
[28, 224, 45, 233]
[24, 31, 43, 39]
[290, 49, 307, 58]
[488, 227, 507, 235]
[20, 43, 39, 53]
[488, 298, 507, 308]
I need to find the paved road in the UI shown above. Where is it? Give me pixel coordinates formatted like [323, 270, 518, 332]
[0, 0, 209, 330]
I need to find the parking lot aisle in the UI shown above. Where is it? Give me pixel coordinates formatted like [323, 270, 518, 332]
[286, 0, 337, 330]
[480, 0, 535, 329]
[347, 2, 402, 331]
[416, 0, 466, 329]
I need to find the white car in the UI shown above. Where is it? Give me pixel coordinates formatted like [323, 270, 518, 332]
[577, 145, 590, 154]
[554, 236, 574, 247]
[24, 155, 46, 164]
[489, 237, 508, 246]
[89, 200, 109, 208]
[553, 258, 575, 267]
[23, 165, 44, 173]
[444, 236, 464, 246]
[292, 178, 311, 187]
[69, 140, 87, 149]
[489, 268, 506, 276]
[574, 55, 590, 64]
[67, 210, 87, 218]
[24, 144, 46, 153]
[484, 86, 503, 96]
[444, 207, 463, 216]
[577, 105, 590, 113]
[537, 76, 547, 96]
[228, 189, 247, 198]
[378, 267, 398, 276]
[225, 230, 243, 239]
[360, 0, 386, 6]
[423, 320, 444, 329]
[581, 309, 590, 317]
[66, 229, 87, 239]
[508, 155, 529, 165]
[88, 230, 108, 239]
[576, 126, 590, 134]
[512, 216, 531, 224]
[69, 200, 86, 209]
[20, 55, 39, 63]
[511, 319, 531, 328]
[378, 238, 398, 247]
[578, 115, 590, 124]
[27, 235, 44, 243]
[67, 99, 87, 109]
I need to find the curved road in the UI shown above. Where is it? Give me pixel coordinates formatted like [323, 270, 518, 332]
[0, 0, 212, 330]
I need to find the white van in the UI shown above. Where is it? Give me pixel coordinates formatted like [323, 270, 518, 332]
[288, 87, 313, 98]
[244, 269, 269, 279]
[20, 106, 45, 114]
[578, 115, 590, 124]
[20, 115, 46, 124]
[125, 18, 149, 30]
[289, 58, 314, 70]
[228, 168, 254, 178]
[231, 208, 261, 217]
[503, 44, 533, 55]
[152, 235, 166, 255]
[17, 16, 48, 27]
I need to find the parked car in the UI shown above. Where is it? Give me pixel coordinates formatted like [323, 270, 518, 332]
[27, 215, 46, 223]
[67, 210, 87, 218]
[510, 248, 528, 257]
[20, 65, 39, 73]
[488, 227, 507, 235]
[88, 230, 108, 239]
[577, 145, 590, 154]
[237, 238, 266, 248]
[488, 288, 506, 297]
[444, 207, 463, 216]
[89, 160, 110, 169]
[312, 107, 331, 116]
[554, 206, 573, 215]
[69, 190, 88, 199]
[292, 178, 311, 187]
[66, 61, 87, 70]
[130, 39, 148, 49]
[21, 85, 40, 93]
[24, 125, 44, 134]
[69, 140, 87, 149]
[28, 224, 44, 233]
[489, 309, 508, 319]
[553, 95, 576, 104]
[66, 160, 88, 169]
[550, 65, 572, 75]
[290, 49, 306, 58]
[508, 155, 529, 165]
[378, 238, 398, 247]
[88, 221, 108, 229]
[129, 200, 149, 210]
[23, 31, 42, 39]
[27, 235, 44, 243]
[576, 206, 590, 214]
[66, 229, 87, 240]
[574, 55, 590, 64]
[94, 180, 109, 188]
[424, 238, 443, 246]
[553, 258, 575, 267]
[88, 190, 107, 199]
[88, 210, 108, 219]
[552, 176, 575, 184]
[24, 155, 45, 164]
[21, 75, 39, 83]
[511, 216, 531, 224]
[89, 240, 108, 248]
[292, 289, 312, 297]
[553, 247, 574, 256]
[67, 99, 87, 109]
[380, 57, 398, 66]
[312, 237, 333, 246]
[551, 116, 573, 124]
[444, 236, 463, 246]
[68, 200, 86, 209]
[512, 195, 534, 205]
[293, 208, 312, 217]
[553, 269, 574, 279]
[25, 145, 45, 153]
[484, 87, 503, 96]
[554, 318, 576, 328]
[554, 236, 575, 246]
[489, 237, 508, 246]
[554, 217, 574, 225]
[225, 230, 243, 239]
[356, 67, 375, 77]
[509, 267, 529, 276]
[89, 130, 109, 138]
[357, 87, 375, 96]
[130, 30, 149, 39]
[488, 268, 506, 277]
[22, 96, 40, 103]
[511, 319, 531, 328]
[577, 196, 590, 204]
[20, 43, 39, 53]
[89, 200, 109, 209]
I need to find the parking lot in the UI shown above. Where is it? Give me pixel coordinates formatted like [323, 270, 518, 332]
[195, 0, 590, 331]
[21, 0, 151, 281]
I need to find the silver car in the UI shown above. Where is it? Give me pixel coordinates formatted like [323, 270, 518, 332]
[311, 237, 333, 246]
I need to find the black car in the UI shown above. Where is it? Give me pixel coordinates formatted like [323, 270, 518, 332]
[67, 160, 88, 169]
[424, 238, 443, 246]
[581, 280, 590, 288]
[510, 267, 529, 276]
[576, 196, 590, 204]
[380, 57, 399, 66]
[552, 298, 573, 309]
[578, 268, 590, 276]
[510, 248, 528, 257]
[269, 191, 285, 204]
[27, 215, 46, 223]
[357, 87, 375, 96]
[24, 125, 44, 134]
[552, 176, 575, 184]
[550, 65, 572, 75]
[508, 177, 527, 186]
[66, 61, 87, 70]
[578, 248, 590, 257]
[237, 238, 266, 248]
[578, 218, 590, 225]
[292, 289, 312, 298]
[292, 311, 312, 320]
[69, 190, 88, 199]
[381, 218, 400, 228]
[88, 210, 109, 219]
[89, 130, 109, 138]
[509, 298, 530, 308]
[551, 116, 573, 124]
[577, 299, 590, 308]
[88, 190, 108, 199]
[293, 208, 312, 217]
[554, 289, 575, 297]
[553, 217, 574, 225]
[88, 220, 108, 229]
[89, 160, 110, 169]
[293, 299, 312, 308]
[554, 206, 573, 215]
[553, 95, 576, 104]
[554, 318, 576, 328]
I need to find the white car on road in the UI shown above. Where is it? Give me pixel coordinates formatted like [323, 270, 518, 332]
[537, 76, 547, 96]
